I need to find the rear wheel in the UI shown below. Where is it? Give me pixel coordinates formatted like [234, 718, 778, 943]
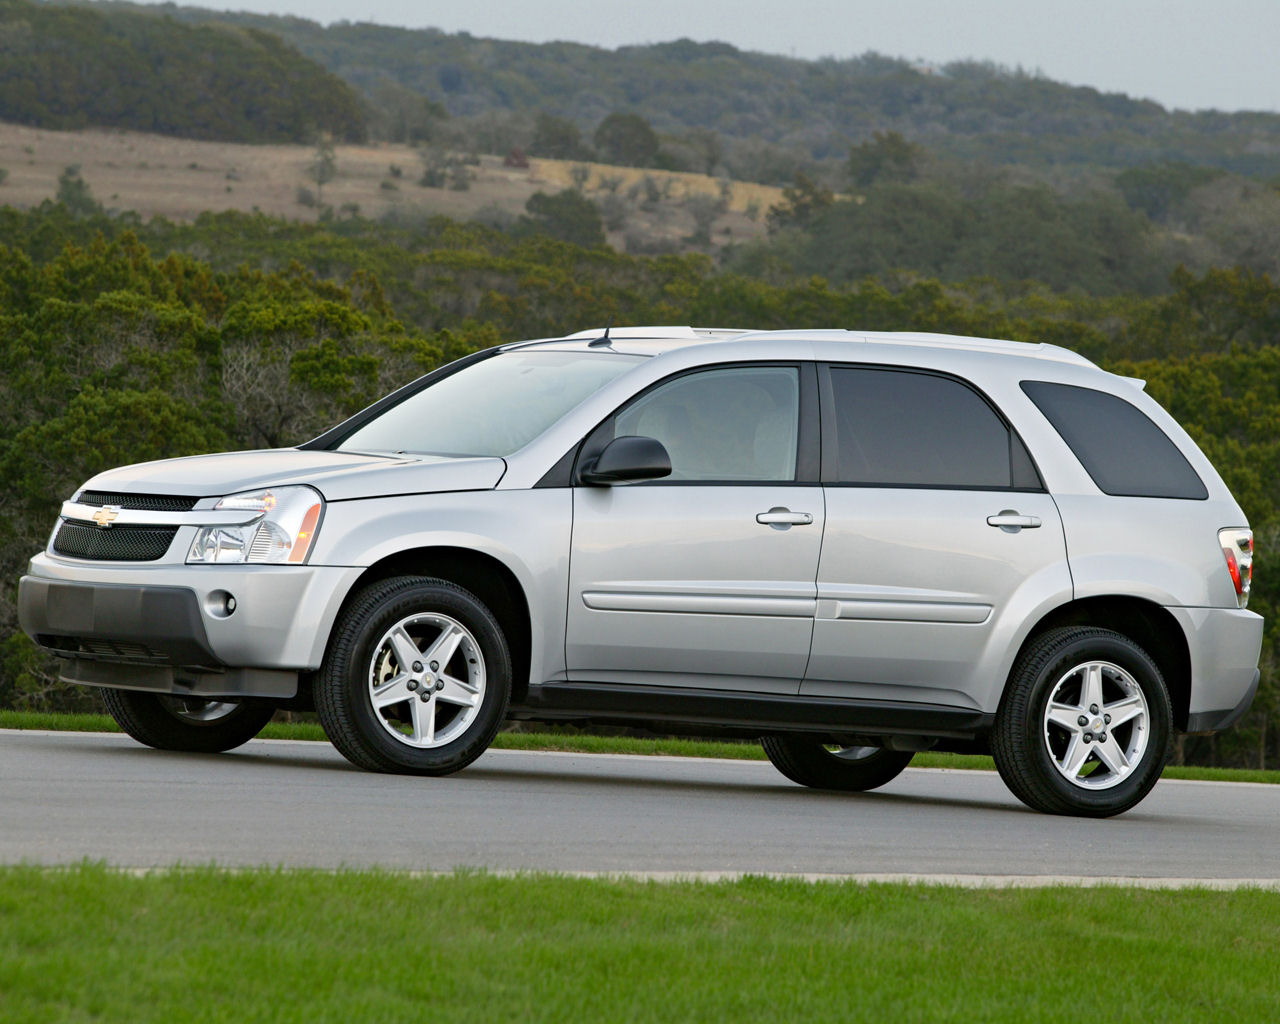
[992, 627, 1172, 817]
[102, 690, 275, 753]
[761, 735, 914, 791]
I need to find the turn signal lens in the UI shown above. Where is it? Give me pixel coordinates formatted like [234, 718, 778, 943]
[1218, 528, 1253, 608]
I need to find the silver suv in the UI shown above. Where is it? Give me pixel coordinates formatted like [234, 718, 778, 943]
[18, 328, 1263, 816]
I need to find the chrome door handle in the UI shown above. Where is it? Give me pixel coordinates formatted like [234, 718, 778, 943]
[987, 511, 1042, 530]
[756, 508, 814, 526]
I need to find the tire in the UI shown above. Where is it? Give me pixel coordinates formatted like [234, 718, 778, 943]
[102, 689, 275, 753]
[761, 735, 914, 792]
[315, 576, 511, 775]
[992, 627, 1172, 817]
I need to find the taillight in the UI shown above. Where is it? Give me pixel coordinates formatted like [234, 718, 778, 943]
[1219, 528, 1253, 608]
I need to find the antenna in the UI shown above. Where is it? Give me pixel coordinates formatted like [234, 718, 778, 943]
[588, 319, 613, 347]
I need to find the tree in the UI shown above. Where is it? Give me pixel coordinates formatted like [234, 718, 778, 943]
[846, 131, 923, 187]
[593, 113, 659, 168]
[684, 128, 723, 177]
[520, 190, 607, 247]
[309, 134, 337, 204]
[765, 172, 835, 232]
[55, 165, 101, 218]
[529, 113, 592, 161]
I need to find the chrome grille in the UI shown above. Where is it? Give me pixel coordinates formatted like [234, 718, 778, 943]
[53, 521, 178, 561]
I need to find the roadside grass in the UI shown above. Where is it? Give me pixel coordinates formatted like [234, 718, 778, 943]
[3, 709, 1277, 784]
[0, 865, 1277, 1023]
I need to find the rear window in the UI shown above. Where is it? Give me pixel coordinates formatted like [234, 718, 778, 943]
[1021, 381, 1207, 499]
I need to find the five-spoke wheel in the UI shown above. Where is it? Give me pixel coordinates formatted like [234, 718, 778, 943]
[993, 627, 1171, 817]
[367, 612, 487, 750]
[316, 576, 511, 774]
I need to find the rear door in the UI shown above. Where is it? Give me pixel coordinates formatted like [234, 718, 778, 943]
[802, 363, 1070, 709]
[566, 363, 823, 694]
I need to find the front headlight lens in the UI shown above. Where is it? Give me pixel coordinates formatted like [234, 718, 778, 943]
[187, 487, 323, 565]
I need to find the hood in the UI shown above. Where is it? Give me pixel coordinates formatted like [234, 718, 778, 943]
[80, 448, 507, 502]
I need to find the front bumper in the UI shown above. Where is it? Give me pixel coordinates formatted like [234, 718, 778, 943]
[18, 554, 363, 698]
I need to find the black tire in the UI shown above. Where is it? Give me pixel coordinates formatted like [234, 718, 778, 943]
[315, 576, 511, 775]
[992, 626, 1172, 817]
[761, 735, 914, 792]
[102, 689, 275, 753]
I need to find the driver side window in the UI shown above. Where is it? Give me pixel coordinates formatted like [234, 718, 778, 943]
[613, 366, 800, 482]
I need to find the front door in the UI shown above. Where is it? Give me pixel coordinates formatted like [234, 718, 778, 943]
[566, 363, 823, 694]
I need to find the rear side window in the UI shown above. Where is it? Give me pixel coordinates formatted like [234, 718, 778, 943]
[828, 366, 1040, 489]
[1021, 381, 1207, 499]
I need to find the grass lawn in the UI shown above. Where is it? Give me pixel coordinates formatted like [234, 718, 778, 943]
[3, 709, 1278, 784]
[0, 866, 1276, 1023]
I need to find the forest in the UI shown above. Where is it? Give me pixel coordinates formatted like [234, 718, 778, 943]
[0, 197, 1277, 767]
[0, 0, 366, 142]
[68, 0, 1280, 179]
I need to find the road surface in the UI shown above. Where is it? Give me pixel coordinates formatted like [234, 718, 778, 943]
[3, 729, 1277, 883]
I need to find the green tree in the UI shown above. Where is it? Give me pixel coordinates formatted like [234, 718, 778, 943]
[765, 172, 835, 232]
[1114, 163, 1225, 222]
[529, 113, 592, 160]
[55, 165, 101, 218]
[846, 131, 923, 187]
[309, 134, 337, 203]
[520, 190, 607, 248]
[593, 113, 660, 168]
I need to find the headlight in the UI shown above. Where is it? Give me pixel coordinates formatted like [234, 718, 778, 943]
[187, 487, 323, 565]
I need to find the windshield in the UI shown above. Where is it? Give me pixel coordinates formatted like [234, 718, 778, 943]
[338, 350, 646, 457]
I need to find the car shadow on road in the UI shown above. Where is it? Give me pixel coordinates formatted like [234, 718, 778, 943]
[453, 763, 1029, 815]
[57, 736, 1178, 820]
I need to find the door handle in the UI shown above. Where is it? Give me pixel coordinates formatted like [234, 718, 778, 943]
[756, 508, 814, 526]
[987, 510, 1042, 531]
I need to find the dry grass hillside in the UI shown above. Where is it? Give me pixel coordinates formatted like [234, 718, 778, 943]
[0, 122, 781, 252]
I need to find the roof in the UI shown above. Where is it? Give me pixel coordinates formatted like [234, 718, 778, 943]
[513, 325, 1099, 369]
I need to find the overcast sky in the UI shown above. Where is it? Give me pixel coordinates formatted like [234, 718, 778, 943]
[128, 0, 1280, 113]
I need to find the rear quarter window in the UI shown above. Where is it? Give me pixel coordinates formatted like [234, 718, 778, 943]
[1021, 380, 1207, 499]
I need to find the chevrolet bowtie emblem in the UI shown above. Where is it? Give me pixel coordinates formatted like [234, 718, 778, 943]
[91, 506, 121, 528]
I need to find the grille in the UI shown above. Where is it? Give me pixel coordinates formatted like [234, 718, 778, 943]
[53, 521, 178, 561]
[38, 635, 169, 663]
[77, 491, 198, 512]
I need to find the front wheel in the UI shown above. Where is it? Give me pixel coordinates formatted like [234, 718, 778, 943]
[315, 576, 511, 775]
[102, 690, 275, 753]
[992, 627, 1172, 817]
[761, 735, 914, 791]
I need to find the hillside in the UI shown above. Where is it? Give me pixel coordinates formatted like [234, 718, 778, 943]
[75, 1, 1280, 178]
[0, 0, 366, 143]
[0, 122, 780, 252]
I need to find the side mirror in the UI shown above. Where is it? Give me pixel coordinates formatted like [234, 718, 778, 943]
[580, 435, 672, 485]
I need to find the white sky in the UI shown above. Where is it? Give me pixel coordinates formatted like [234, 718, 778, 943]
[124, 0, 1280, 113]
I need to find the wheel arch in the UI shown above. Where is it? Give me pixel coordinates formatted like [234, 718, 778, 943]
[337, 547, 534, 704]
[1011, 596, 1192, 730]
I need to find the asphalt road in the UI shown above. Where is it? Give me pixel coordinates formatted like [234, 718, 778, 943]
[3, 729, 1278, 882]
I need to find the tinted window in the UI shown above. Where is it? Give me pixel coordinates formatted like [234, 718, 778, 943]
[1021, 380, 1207, 499]
[613, 366, 800, 481]
[829, 367, 1025, 488]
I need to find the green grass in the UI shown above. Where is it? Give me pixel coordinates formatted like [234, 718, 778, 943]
[4, 709, 1279, 783]
[0, 865, 1276, 1023]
